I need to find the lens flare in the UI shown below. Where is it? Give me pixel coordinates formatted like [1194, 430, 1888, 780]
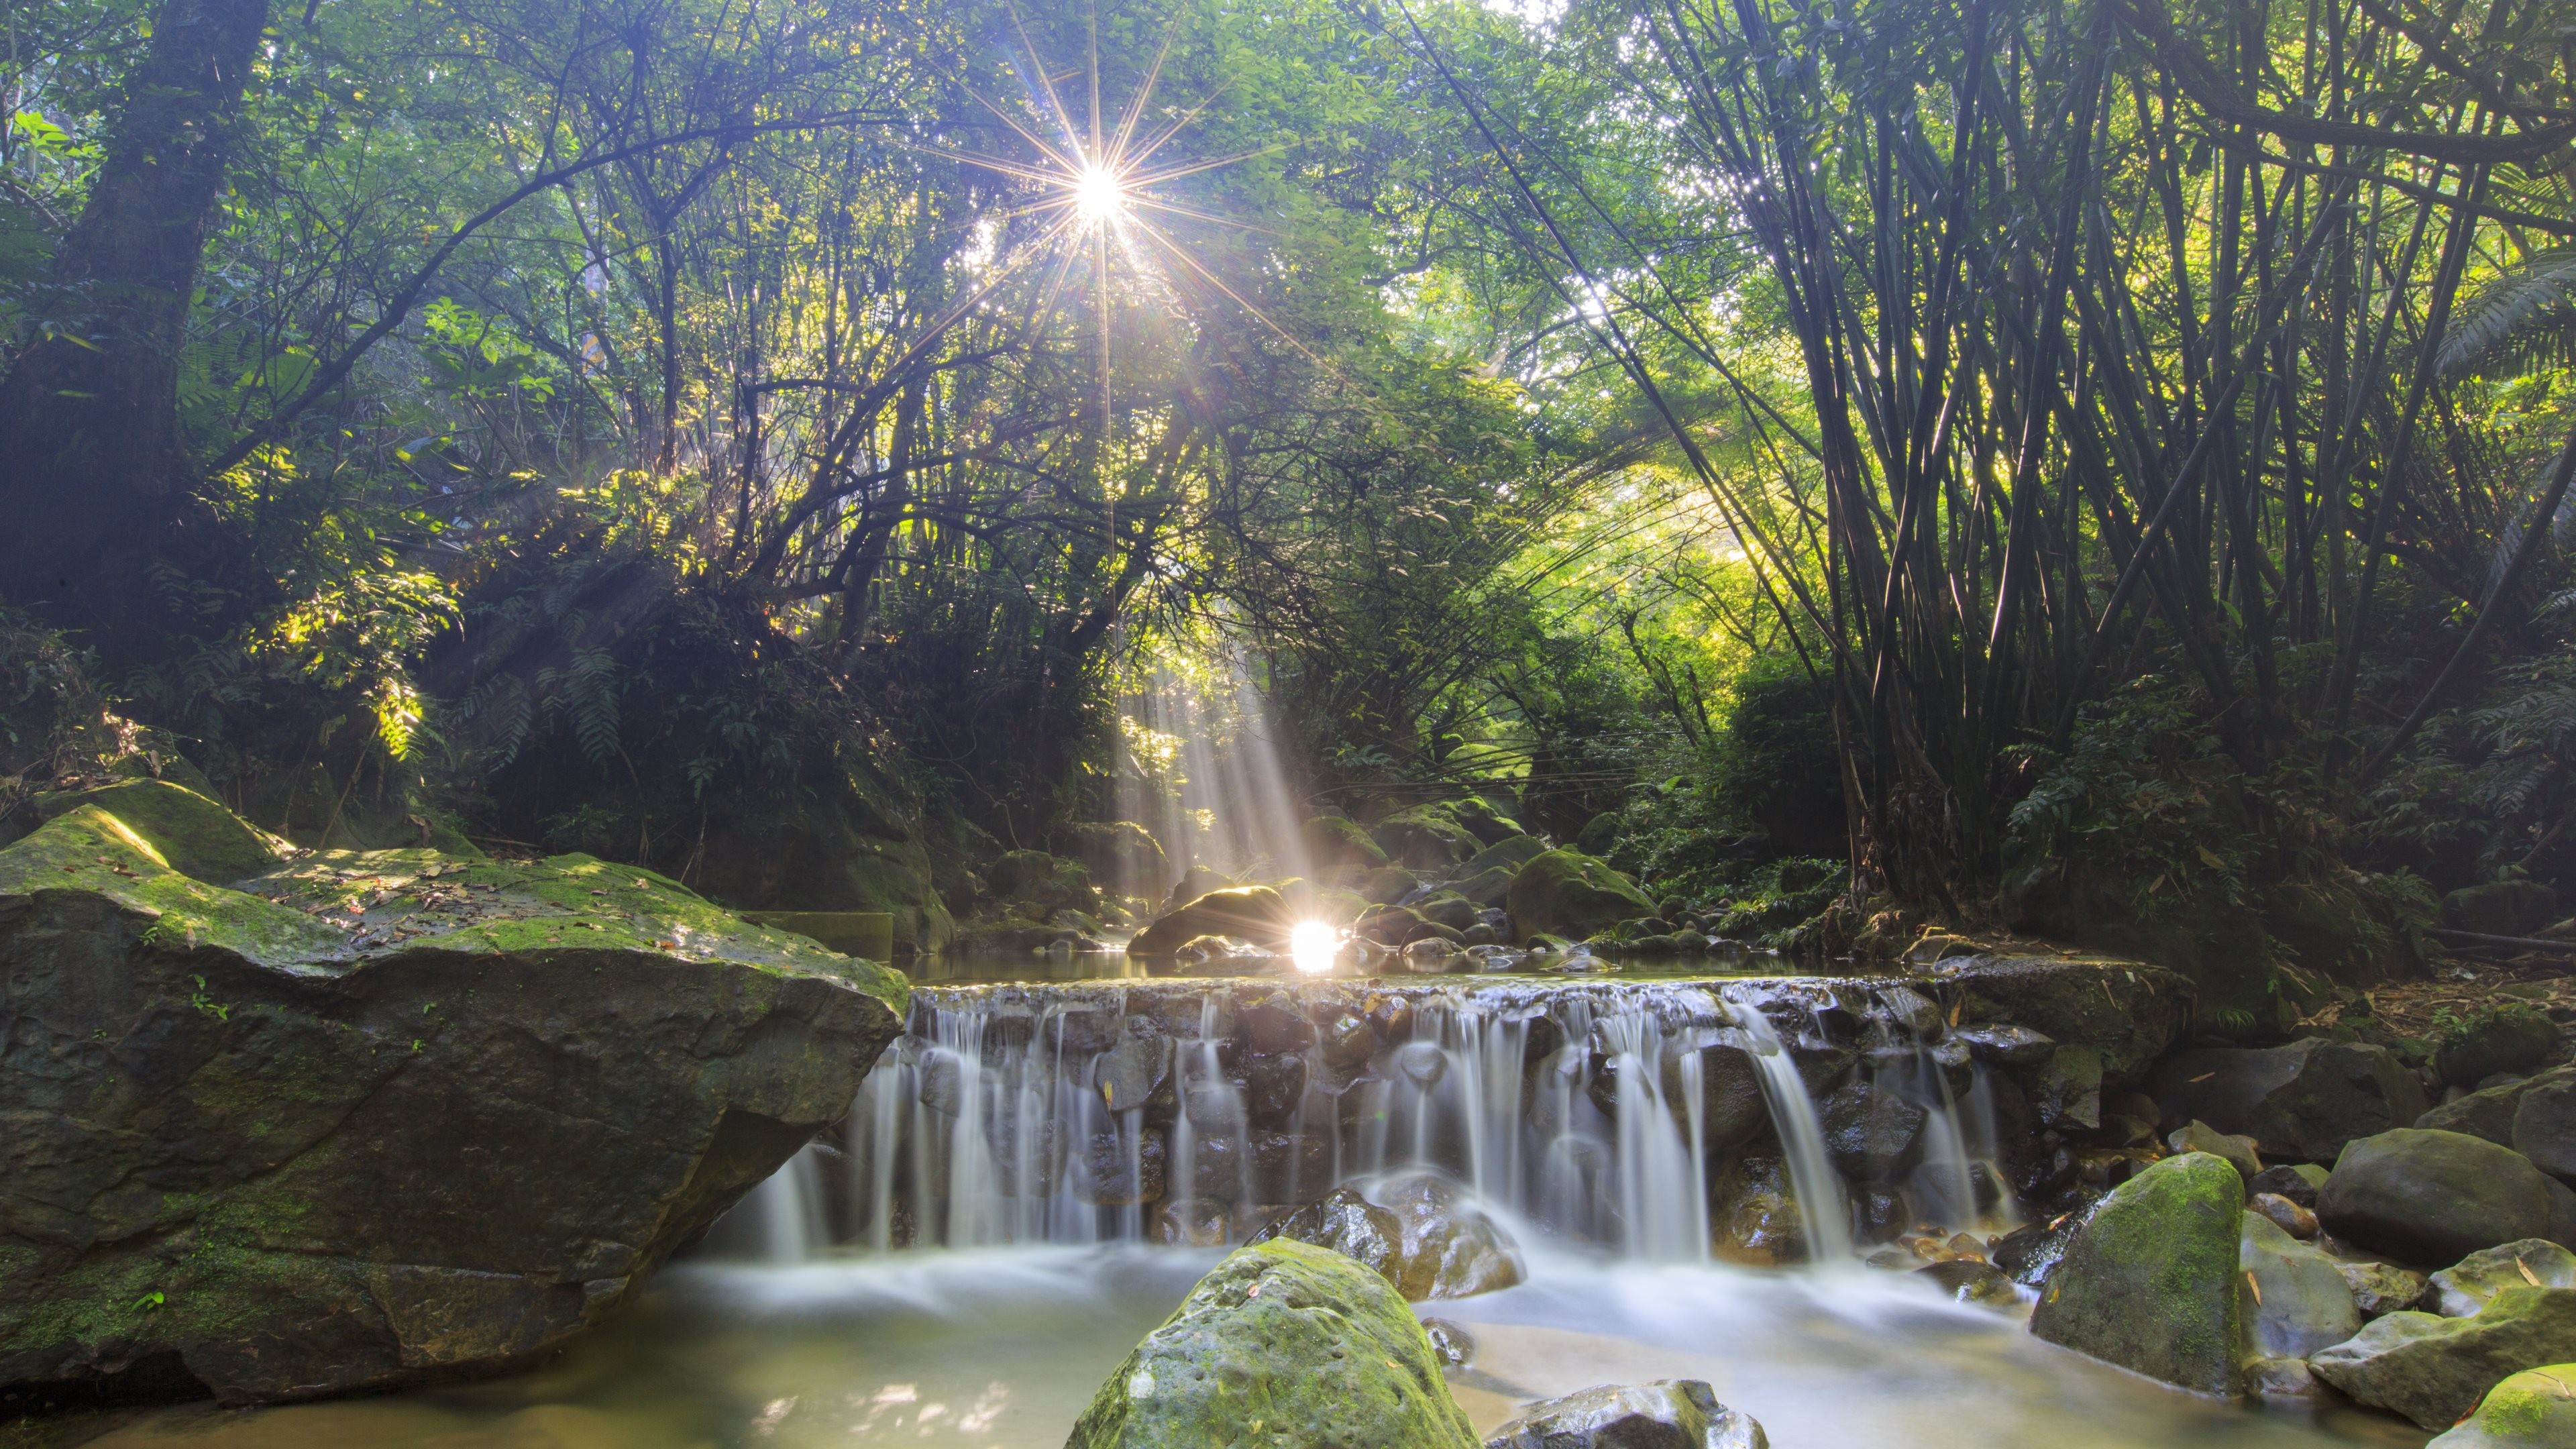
[1289, 920, 1338, 975]
[1074, 164, 1126, 224]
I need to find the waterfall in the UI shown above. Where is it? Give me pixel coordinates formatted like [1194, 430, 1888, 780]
[721, 977, 2018, 1268]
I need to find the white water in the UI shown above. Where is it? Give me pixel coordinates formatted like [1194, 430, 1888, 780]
[734, 978, 2021, 1268]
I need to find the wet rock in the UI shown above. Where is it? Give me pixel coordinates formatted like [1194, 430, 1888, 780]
[2429, 1241, 2576, 1318]
[1128, 886, 1295, 957]
[1364, 992, 1415, 1040]
[1064, 1239, 1479, 1449]
[0, 791, 909, 1405]
[2239, 1211, 2364, 1360]
[2424, 1363, 2576, 1448]
[1917, 1259, 2019, 1306]
[1250, 1187, 1404, 1284]
[1251, 1130, 1332, 1202]
[2031, 1152, 2248, 1395]
[1663, 1034, 1772, 1151]
[1854, 1187, 1909, 1245]
[2167, 1119, 2263, 1180]
[2149, 1038, 2429, 1164]
[1949, 1024, 2056, 1066]
[2243, 1356, 2333, 1408]
[1711, 1153, 1811, 1267]
[2247, 1164, 2328, 1208]
[1404, 936, 1465, 971]
[1097, 1018, 1175, 1115]
[1417, 895, 1481, 932]
[2318, 1130, 2565, 1265]
[1049, 1006, 1124, 1057]
[2249, 1192, 2320, 1238]
[1243, 1053, 1309, 1128]
[1319, 1012, 1377, 1070]
[2035, 1046, 2104, 1130]
[1359, 865, 1421, 906]
[1368, 1172, 1526, 1300]
[1935, 957, 2193, 1079]
[1177, 1134, 1245, 1202]
[1790, 1041, 1860, 1093]
[1157, 1197, 1235, 1247]
[1482, 1379, 1768, 1449]
[2436, 1005, 2563, 1090]
[1236, 989, 1319, 1055]
[1821, 1078, 1927, 1183]
[2308, 1287, 2576, 1430]
[1421, 1318, 1476, 1371]
[1081, 1127, 1168, 1205]
[2339, 1262, 2430, 1318]
[1505, 850, 1655, 944]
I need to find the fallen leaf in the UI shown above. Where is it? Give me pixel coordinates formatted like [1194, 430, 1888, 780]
[2189, 1072, 2216, 1083]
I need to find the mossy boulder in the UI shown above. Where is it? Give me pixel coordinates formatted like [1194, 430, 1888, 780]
[1063, 1238, 1479, 1449]
[1506, 850, 1654, 945]
[2318, 1130, 2567, 1265]
[988, 850, 1102, 916]
[2310, 1288, 2576, 1430]
[2445, 881, 2563, 940]
[1302, 815, 1389, 873]
[1370, 806, 1483, 871]
[1058, 822, 1169, 892]
[0, 794, 906, 1405]
[1462, 833, 1547, 877]
[2426, 1364, 2576, 1448]
[2434, 1004, 2564, 1090]
[1126, 886, 1295, 957]
[28, 779, 290, 883]
[2031, 1152, 2247, 1395]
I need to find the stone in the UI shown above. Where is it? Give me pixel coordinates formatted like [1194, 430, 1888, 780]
[1243, 1053, 1309, 1127]
[2445, 881, 2563, 939]
[1505, 850, 1655, 945]
[1303, 815, 1391, 873]
[2031, 1152, 2247, 1395]
[2249, 1192, 2320, 1238]
[1917, 1259, 2019, 1306]
[1421, 1317, 1476, 1370]
[2166, 1120, 2262, 1180]
[2309, 1288, 2576, 1430]
[1096, 1018, 1175, 1115]
[1992, 1204, 2095, 1289]
[1821, 1078, 1927, 1183]
[1127, 887, 1296, 957]
[1081, 1128, 1167, 1205]
[1063, 1239, 1479, 1449]
[1371, 806, 1483, 872]
[2149, 1038, 2430, 1164]
[1710, 1153, 1810, 1267]
[1058, 821, 1169, 890]
[2244, 1356, 2333, 1407]
[1163, 865, 1231, 910]
[1462, 834, 1548, 877]
[1482, 1379, 1768, 1449]
[2034, 1046, 2104, 1130]
[1368, 1172, 1525, 1301]
[2421, 1071, 2552, 1148]
[2437, 1006, 2563, 1090]
[2515, 1073, 2576, 1183]
[2340, 1262, 2430, 1318]
[1358, 865, 1421, 906]
[1236, 989, 1319, 1054]
[987, 850, 1101, 916]
[2318, 1130, 2564, 1265]
[2429, 1242, 2576, 1318]
[1949, 1024, 2057, 1066]
[2239, 1210, 2363, 1360]
[1934, 956, 2193, 1079]
[1248, 1188, 1404, 1285]
[0, 796, 908, 1405]
[2424, 1364, 2576, 1448]
[2248, 1164, 2329, 1208]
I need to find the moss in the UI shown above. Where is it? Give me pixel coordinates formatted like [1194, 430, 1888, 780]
[31, 780, 288, 884]
[2031, 1150, 2247, 1395]
[1504, 849, 1654, 943]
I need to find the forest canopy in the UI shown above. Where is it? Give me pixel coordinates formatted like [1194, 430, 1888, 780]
[4, 0, 2574, 1012]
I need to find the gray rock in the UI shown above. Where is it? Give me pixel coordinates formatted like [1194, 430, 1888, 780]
[2339, 1262, 2430, 1318]
[2248, 1163, 2329, 1208]
[1822, 1077, 1928, 1183]
[1949, 1024, 2057, 1066]
[2418, 1069, 2561, 1148]
[2318, 1130, 2564, 1265]
[2035, 1046, 2104, 1130]
[2435, 1006, 2563, 1090]
[1249, 1187, 1403, 1285]
[1483, 1379, 1768, 1449]
[2424, 1364, 2576, 1448]
[2429, 1241, 2576, 1318]
[2167, 1119, 2262, 1180]
[2243, 1356, 2334, 1408]
[2151, 1038, 2429, 1164]
[2515, 1073, 2576, 1183]
[1662, 1034, 1772, 1151]
[2308, 1287, 2576, 1430]
[2031, 1152, 2247, 1394]
[1421, 1318, 1476, 1370]
[1065, 1240, 1480, 1448]
[2239, 1212, 2363, 1360]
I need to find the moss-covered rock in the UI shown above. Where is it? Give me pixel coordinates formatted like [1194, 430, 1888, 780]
[1126, 887, 1295, 957]
[2310, 1288, 2576, 1430]
[2434, 1004, 2564, 1090]
[1063, 1238, 1479, 1449]
[29, 779, 290, 883]
[1462, 833, 1547, 877]
[2031, 1151, 2247, 1395]
[1057, 822, 1169, 892]
[0, 793, 906, 1405]
[1302, 815, 1390, 874]
[1370, 806, 1483, 872]
[1506, 850, 1654, 945]
[2426, 1364, 2576, 1448]
[988, 849, 1102, 916]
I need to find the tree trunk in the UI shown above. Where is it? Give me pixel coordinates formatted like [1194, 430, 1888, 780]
[0, 0, 270, 672]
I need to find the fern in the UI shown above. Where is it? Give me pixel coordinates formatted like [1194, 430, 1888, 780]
[2443, 246, 2576, 377]
[564, 647, 622, 768]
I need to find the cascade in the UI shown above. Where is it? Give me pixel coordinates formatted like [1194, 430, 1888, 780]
[725, 975, 2028, 1269]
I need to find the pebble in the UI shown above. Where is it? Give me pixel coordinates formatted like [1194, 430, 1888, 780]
[2249, 1191, 2320, 1239]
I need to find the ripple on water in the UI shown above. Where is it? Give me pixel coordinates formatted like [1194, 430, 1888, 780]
[74, 1250, 2426, 1448]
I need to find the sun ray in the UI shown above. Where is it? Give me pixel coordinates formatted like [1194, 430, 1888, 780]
[1108, 18, 1184, 168]
[1120, 193, 1284, 235]
[1125, 212, 1325, 368]
[1127, 142, 1297, 189]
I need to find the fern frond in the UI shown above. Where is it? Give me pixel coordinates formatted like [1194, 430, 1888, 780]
[2444, 247, 2576, 376]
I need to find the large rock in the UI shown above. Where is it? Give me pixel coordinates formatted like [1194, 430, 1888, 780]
[1127, 886, 1296, 957]
[1662, 1034, 1771, 1151]
[1482, 1379, 1768, 1449]
[2318, 1130, 2567, 1265]
[1821, 1078, 1926, 1183]
[1709, 1153, 1810, 1266]
[2420, 1069, 2559, 1148]
[1057, 821, 1169, 891]
[0, 789, 907, 1404]
[1063, 1238, 1479, 1449]
[2238, 1211, 2362, 1360]
[1303, 816, 1390, 875]
[2430, 1242, 2576, 1318]
[1935, 956, 2192, 1081]
[1506, 851, 1653, 944]
[2309, 1288, 2576, 1430]
[1250, 1189, 1405, 1284]
[1367, 1172, 1525, 1300]
[2445, 881, 2562, 939]
[1462, 834, 1548, 877]
[2149, 1038, 2428, 1163]
[988, 849, 1102, 916]
[2435, 1005, 2563, 1089]
[1371, 806, 1483, 872]
[2031, 1152, 2247, 1395]
[2426, 1364, 2576, 1448]
[2515, 1072, 2576, 1183]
